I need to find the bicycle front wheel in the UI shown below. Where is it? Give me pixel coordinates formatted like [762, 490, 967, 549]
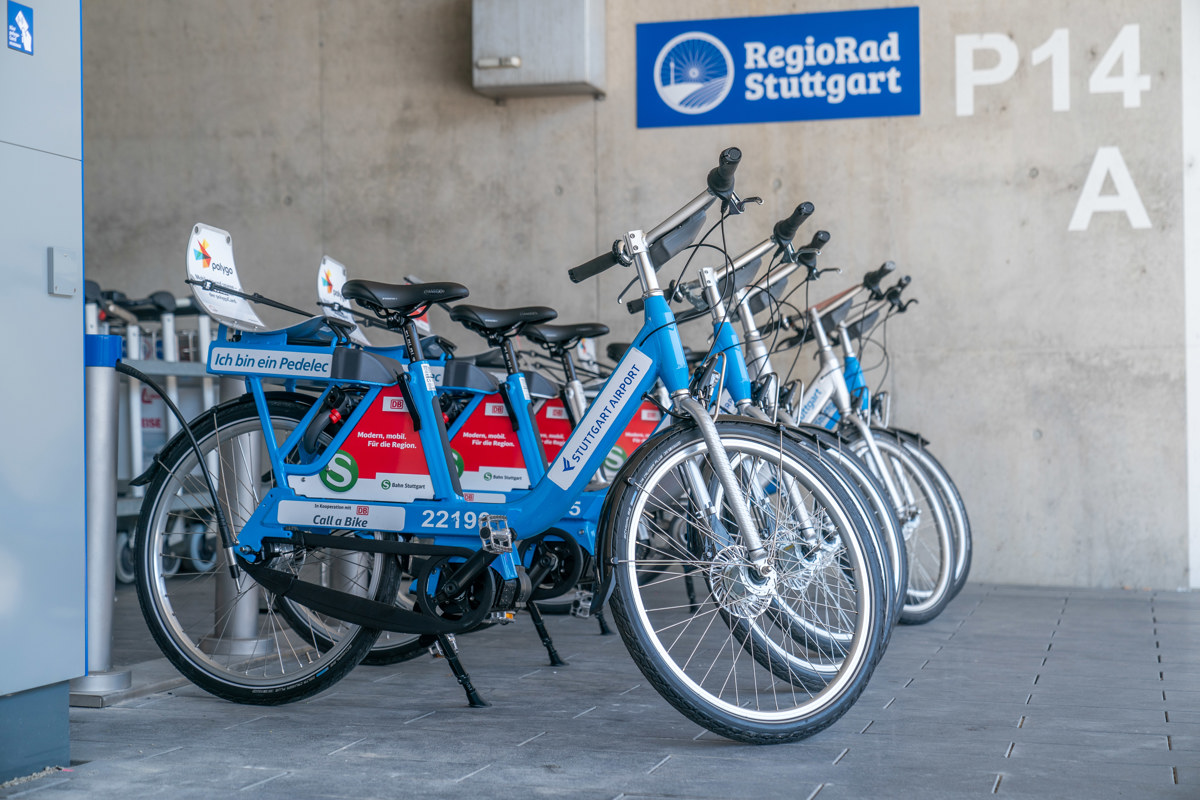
[891, 432, 972, 600]
[850, 431, 955, 624]
[135, 395, 402, 704]
[606, 420, 885, 744]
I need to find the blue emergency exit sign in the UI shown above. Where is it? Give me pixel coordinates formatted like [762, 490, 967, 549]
[7, 1, 33, 55]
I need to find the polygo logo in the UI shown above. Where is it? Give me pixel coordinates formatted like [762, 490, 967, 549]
[654, 32, 735, 114]
[193, 239, 213, 270]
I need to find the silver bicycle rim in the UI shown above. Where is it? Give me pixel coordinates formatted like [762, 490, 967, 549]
[142, 412, 384, 691]
[618, 436, 876, 723]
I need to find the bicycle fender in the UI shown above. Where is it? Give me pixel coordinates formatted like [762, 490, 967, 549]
[589, 417, 698, 615]
[882, 425, 931, 448]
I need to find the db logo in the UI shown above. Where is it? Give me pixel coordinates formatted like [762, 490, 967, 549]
[385, 397, 407, 412]
[356, 505, 369, 516]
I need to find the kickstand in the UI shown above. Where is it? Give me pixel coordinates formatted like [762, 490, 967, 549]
[527, 602, 568, 666]
[683, 566, 700, 615]
[594, 605, 614, 636]
[434, 633, 489, 708]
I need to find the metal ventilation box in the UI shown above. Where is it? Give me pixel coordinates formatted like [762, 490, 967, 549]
[472, 0, 605, 99]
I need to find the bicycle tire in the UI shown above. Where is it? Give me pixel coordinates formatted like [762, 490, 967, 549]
[848, 431, 956, 624]
[788, 426, 907, 649]
[605, 419, 885, 744]
[134, 395, 403, 704]
[892, 433, 972, 600]
[713, 427, 890, 661]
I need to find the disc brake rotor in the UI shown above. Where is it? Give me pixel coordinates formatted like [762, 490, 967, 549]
[708, 545, 776, 619]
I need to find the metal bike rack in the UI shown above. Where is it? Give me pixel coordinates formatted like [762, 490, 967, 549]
[200, 376, 274, 656]
[70, 334, 133, 699]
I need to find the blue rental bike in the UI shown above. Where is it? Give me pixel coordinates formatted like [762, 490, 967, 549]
[134, 148, 887, 744]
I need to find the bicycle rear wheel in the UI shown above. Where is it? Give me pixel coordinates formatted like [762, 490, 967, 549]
[606, 419, 885, 744]
[135, 396, 402, 704]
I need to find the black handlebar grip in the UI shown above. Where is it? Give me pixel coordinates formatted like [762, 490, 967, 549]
[885, 275, 912, 302]
[773, 202, 815, 243]
[803, 230, 831, 251]
[627, 297, 645, 314]
[707, 147, 742, 195]
[862, 260, 896, 291]
[568, 249, 619, 284]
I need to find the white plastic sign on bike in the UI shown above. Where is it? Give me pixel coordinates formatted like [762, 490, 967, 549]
[317, 256, 371, 346]
[186, 224, 265, 332]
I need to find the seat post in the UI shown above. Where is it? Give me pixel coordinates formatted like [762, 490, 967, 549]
[556, 346, 579, 384]
[499, 337, 519, 375]
[402, 317, 426, 361]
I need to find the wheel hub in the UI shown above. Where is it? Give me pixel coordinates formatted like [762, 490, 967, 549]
[773, 531, 839, 593]
[900, 507, 922, 542]
[709, 545, 776, 619]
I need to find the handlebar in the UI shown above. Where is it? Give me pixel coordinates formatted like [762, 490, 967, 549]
[885, 275, 912, 306]
[706, 147, 742, 195]
[862, 260, 896, 297]
[634, 202, 822, 317]
[772, 202, 814, 243]
[568, 245, 622, 284]
[800, 230, 830, 253]
[568, 148, 742, 284]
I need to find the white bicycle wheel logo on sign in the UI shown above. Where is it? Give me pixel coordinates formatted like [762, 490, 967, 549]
[654, 32, 735, 115]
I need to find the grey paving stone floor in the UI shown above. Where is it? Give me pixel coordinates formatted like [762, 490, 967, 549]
[5, 583, 1198, 799]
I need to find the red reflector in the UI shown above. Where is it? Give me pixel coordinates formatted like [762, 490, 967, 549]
[329, 408, 342, 424]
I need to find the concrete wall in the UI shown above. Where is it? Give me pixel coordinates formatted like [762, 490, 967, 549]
[81, 0, 1191, 589]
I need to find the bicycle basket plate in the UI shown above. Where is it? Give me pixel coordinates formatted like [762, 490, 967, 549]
[186, 223, 265, 332]
[317, 256, 370, 346]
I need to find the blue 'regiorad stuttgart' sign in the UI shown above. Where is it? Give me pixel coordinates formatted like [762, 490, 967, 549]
[637, 7, 920, 128]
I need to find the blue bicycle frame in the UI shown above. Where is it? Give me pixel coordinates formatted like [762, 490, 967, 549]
[211, 268, 692, 583]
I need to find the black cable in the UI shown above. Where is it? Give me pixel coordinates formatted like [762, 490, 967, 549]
[634, 206, 740, 349]
[115, 361, 238, 574]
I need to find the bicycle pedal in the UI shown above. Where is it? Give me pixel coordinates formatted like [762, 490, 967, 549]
[478, 513, 513, 554]
[488, 610, 517, 624]
[429, 633, 458, 659]
[570, 589, 594, 619]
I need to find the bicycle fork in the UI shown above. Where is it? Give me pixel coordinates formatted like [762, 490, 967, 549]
[673, 394, 772, 573]
[806, 308, 909, 520]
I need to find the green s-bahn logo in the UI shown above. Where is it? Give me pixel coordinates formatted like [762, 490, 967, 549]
[319, 450, 359, 492]
[604, 445, 628, 472]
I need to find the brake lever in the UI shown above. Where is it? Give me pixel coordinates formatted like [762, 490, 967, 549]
[719, 192, 762, 216]
[615, 276, 639, 305]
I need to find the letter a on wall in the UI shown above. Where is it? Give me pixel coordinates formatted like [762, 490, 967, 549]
[1068, 146, 1152, 231]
